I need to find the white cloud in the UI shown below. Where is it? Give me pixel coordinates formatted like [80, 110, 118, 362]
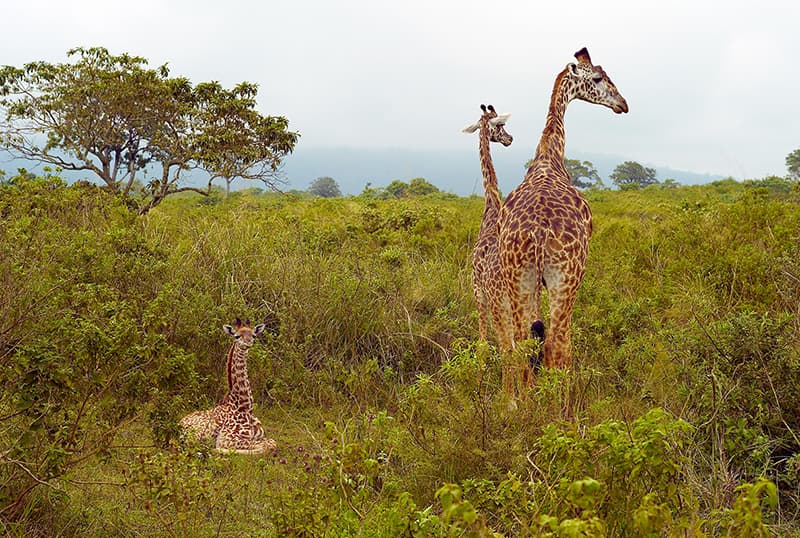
[1, 0, 798, 179]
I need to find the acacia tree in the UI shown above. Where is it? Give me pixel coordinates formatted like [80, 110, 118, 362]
[308, 176, 341, 198]
[193, 82, 299, 197]
[0, 47, 298, 213]
[610, 161, 658, 190]
[565, 159, 604, 189]
[786, 148, 800, 181]
[524, 157, 603, 188]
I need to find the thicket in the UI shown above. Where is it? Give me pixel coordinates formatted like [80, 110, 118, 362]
[0, 173, 798, 536]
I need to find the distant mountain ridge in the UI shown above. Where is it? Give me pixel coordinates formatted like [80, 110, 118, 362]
[1, 147, 727, 195]
[281, 146, 727, 195]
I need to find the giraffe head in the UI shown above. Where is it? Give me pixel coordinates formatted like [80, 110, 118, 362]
[223, 318, 267, 349]
[566, 47, 628, 114]
[462, 104, 513, 146]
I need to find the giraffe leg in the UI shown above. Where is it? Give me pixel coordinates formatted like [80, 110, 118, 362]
[516, 260, 546, 388]
[502, 272, 526, 396]
[179, 409, 220, 443]
[474, 284, 489, 342]
[504, 280, 539, 393]
[544, 283, 578, 369]
[490, 297, 515, 394]
[216, 416, 277, 455]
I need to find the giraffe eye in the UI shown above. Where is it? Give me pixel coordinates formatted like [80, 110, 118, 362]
[235, 335, 241, 339]
[592, 76, 603, 84]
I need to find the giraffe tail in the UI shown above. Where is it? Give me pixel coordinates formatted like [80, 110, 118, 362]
[530, 320, 545, 372]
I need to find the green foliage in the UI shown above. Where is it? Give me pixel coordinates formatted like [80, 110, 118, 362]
[369, 177, 442, 199]
[193, 80, 299, 196]
[308, 176, 342, 198]
[0, 47, 298, 213]
[532, 409, 693, 535]
[716, 478, 778, 537]
[1, 172, 799, 535]
[565, 158, 604, 189]
[610, 160, 658, 190]
[0, 175, 199, 526]
[524, 157, 604, 189]
[786, 148, 800, 180]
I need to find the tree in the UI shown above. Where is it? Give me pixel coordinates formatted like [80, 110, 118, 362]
[193, 82, 298, 197]
[407, 177, 439, 196]
[524, 157, 604, 188]
[565, 159, 604, 189]
[0, 47, 298, 213]
[610, 161, 658, 190]
[385, 179, 410, 198]
[308, 176, 342, 198]
[786, 148, 800, 181]
[386, 177, 439, 197]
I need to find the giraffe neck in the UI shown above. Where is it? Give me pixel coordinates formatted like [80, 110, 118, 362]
[530, 68, 573, 180]
[478, 119, 502, 234]
[226, 344, 254, 412]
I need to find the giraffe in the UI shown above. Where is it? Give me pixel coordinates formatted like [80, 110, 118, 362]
[462, 104, 512, 342]
[180, 318, 277, 454]
[497, 47, 628, 382]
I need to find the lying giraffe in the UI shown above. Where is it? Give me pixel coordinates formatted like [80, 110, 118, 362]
[497, 47, 628, 384]
[180, 319, 277, 454]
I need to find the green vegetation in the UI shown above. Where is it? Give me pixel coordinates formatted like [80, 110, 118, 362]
[0, 48, 299, 213]
[372, 177, 443, 199]
[308, 176, 342, 198]
[787, 148, 800, 181]
[525, 157, 605, 189]
[610, 160, 659, 190]
[1, 171, 799, 536]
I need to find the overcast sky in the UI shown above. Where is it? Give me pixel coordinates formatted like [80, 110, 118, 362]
[2, 0, 799, 183]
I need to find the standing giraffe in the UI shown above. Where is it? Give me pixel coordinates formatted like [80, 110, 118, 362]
[462, 104, 512, 343]
[497, 47, 628, 380]
[180, 318, 277, 454]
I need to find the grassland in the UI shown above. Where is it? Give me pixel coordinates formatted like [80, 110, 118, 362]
[1, 175, 799, 536]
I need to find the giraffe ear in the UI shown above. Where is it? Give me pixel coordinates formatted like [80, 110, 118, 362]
[253, 323, 266, 336]
[223, 324, 236, 336]
[462, 121, 480, 134]
[568, 63, 579, 76]
[489, 113, 511, 126]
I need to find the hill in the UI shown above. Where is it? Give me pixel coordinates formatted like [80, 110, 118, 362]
[2, 147, 726, 196]
[281, 146, 726, 195]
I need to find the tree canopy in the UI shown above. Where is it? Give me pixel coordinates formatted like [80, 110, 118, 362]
[610, 161, 658, 190]
[786, 148, 800, 181]
[564, 159, 604, 189]
[308, 176, 342, 198]
[0, 47, 299, 213]
[524, 157, 604, 189]
[385, 177, 440, 198]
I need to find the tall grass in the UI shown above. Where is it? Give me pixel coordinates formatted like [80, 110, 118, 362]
[1, 175, 798, 535]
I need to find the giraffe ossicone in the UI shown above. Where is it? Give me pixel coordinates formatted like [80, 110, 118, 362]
[496, 47, 628, 391]
[180, 318, 277, 455]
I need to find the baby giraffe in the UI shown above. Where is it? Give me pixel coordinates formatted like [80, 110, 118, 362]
[180, 318, 276, 454]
